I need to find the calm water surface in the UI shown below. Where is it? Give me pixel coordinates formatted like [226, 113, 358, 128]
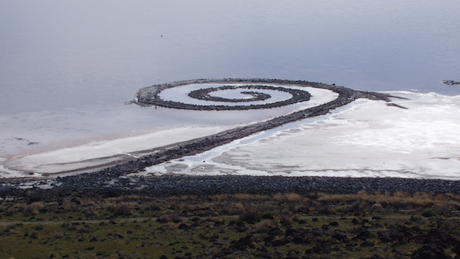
[1, 0, 459, 114]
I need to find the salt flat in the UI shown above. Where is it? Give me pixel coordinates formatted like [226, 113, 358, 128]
[137, 91, 460, 180]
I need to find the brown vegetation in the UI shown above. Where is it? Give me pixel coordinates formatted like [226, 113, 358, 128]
[1, 191, 460, 258]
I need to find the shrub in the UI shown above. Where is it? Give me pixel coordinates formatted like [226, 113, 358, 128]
[84, 208, 99, 217]
[422, 209, 436, 218]
[370, 203, 386, 214]
[106, 206, 116, 213]
[219, 205, 232, 215]
[3, 224, 21, 234]
[196, 210, 215, 217]
[410, 215, 423, 222]
[160, 222, 178, 230]
[29, 231, 39, 239]
[24, 205, 39, 215]
[61, 222, 70, 228]
[34, 224, 44, 231]
[183, 204, 202, 212]
[158, 211, 181, 223]
[206, 247, 221, 256]
[205, 217, 222, 223]
[350, 201, 365, 211]
[318, 205, 336, 215]
[432, 203, 449, 215]
[66, 225, 77, 231]
[239, 208, 260, 223]
[296, 205, 310, 213]
[440, 219, 457, 230]
[148, 202, 165, 211]
[114, 204, 133, 216]
[221, 202, 244, 215]
[169, 202, 182, 210]
[77, 226, 90, 233]
[54, 231, 64, 238]
[255, 220, 271, 233]
[285, 204, 298, 213]
[292, 214, 300, 222]
[280, 215, 292, 225]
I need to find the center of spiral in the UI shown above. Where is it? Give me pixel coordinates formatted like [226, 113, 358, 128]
[137, 79, 316, 111]
[188, 85, 272, 103]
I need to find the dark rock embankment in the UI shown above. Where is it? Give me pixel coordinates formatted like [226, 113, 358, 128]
[2, 175, 460, 203]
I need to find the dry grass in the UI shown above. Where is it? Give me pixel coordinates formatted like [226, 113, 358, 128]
[112, 195, 151, 201]
[232, 194, 270, 201]
[269, 193, 307, 203]
[286, 193, 302, 202]
[233, 193, 252, 201]
[273, 193, 285, 202]
[250, 195, 270, 201]
[318, 191, 460, 208]
[209, 194, 228, 201]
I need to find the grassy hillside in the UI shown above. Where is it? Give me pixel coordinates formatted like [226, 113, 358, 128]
[1, 191, 460, 258]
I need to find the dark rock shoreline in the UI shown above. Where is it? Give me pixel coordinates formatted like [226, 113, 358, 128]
[2, 175, 460, 203]
[2, 78, 455, 202]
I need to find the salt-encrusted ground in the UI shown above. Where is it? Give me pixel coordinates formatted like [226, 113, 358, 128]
[1, 89, 460, 180]
[137, 91, 460, 180]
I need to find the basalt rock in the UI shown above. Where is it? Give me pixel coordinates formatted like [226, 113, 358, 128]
[411, 245, 451, 259]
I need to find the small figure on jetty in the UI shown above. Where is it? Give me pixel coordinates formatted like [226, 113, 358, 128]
[442, 80, 460, 85]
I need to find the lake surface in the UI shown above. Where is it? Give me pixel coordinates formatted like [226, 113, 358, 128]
[1, 0, 460, 115]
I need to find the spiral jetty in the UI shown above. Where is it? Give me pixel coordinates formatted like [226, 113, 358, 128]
[5, 78, 450, 202]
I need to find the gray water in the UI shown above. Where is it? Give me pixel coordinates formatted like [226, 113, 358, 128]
[1, 0, 460, 114]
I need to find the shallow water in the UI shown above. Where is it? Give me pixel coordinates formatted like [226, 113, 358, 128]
[1, 1, 459, 115]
